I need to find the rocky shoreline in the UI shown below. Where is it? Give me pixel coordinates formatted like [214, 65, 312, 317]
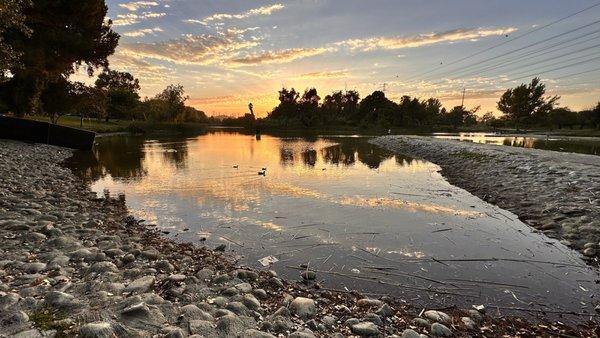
[372, 135, 600, 264]
[0, 139, 598, 337]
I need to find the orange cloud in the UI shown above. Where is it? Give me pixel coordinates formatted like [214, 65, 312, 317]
[229, 47, 334, 65]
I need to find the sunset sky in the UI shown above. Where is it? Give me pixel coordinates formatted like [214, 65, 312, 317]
[97, 0, 600, 117]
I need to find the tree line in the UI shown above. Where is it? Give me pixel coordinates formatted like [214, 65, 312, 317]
[262, 79, 600, 130]
[0, 0, 208, 125]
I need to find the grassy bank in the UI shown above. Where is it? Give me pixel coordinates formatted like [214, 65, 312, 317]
[27, 115, 210, 135]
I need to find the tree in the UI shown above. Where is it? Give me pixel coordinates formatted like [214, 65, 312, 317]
[155, 84, 188, 121]
[549, 107, 577, 129]
[95, 69, 140, 122]
[268, 87, 300, 121]
[358, 91, 398, 127]
[3, 0, 119, 116]
[0, 0, 30, 77]
[298, 88, 320, 126]
[497, 78, 559, 129]
[442, 105, 480, 129]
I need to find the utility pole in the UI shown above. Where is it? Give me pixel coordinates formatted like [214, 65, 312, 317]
[460, 87, 466, 108]
[382, 83, 387, 93]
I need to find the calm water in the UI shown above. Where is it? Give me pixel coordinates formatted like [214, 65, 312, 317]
[70, 131, 599, 321]
[433, 132, 600, 155]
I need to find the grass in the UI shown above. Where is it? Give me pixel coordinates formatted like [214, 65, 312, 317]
[29, 311, 72, 337]
[26, 115, 210, 135]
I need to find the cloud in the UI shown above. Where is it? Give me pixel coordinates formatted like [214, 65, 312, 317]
[337, 27, 517, 51]
[296, 70, 349, 79]
[123, 27, 164, 37]
[108, 52, 175, 84]
[119, 30, 260, 65]
[119, 1, 159, 12]
[112, 12, 166, 26]
[185, 4, 284, 25]
[229, 47, 333, 65]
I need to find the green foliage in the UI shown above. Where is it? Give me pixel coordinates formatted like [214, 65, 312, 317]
[2, 0, 119, 115]
[497, 77, 559, 128]
[95, 69, 140, 121]
[0, 0, 31, 75]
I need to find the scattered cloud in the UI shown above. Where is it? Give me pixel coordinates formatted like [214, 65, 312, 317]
[123, 27, 164, 37]
[112, 11, 166, 26]
[296, 70, 349, 79]
[337, 27, 517, 51]
[229, 47, 334, 65]
[185, 4, 284, 25]
[119, 30, 260, 65]
[119, 1, 159, 12]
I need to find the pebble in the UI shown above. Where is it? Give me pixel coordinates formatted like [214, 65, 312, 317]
[289, 297, 316, 318]
[351, 321, 380, 336]
[430, 322, 453, 337]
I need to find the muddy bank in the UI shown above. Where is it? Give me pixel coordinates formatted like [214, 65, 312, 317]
[0, 139, 598, 337]
[372, 135, 600, 263]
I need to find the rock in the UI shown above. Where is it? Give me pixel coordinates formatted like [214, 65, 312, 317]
[356, 298, 383, 308]
[44, 291, 82, 311]
[300, 270, 316, 281]
[122, 253, 135, 264]
[288, 329, 317, 338]
[13, 329, 43, 338]
[155, 260, 174, 273]
[401, 329, 422, 338]
[363, 313, 383, 326]
[423, 310, 451, 324]
[79, 322, 115, 338]
[242, 329, 277, 338]
[242, 294, 260, 310]
[461, 316, 477, 330]
[583, 247, 596, 257]
[87, 261, 118, 275]
[376, 303, 394, 317]
[351, 322, 380, 336]
[125, 276, 155, 294]
[411, 317, 430, 328]
[22, 262, 46, 273]
[289, 297, 316, 318]
[181, 304, 214, 321]
[189, 320, 216, 336]
[430, 323, 452, 337]
[216, 314, 247, 336]
[235, 282, 253, 293]
[162, 326, 185, 338]
[121, 302, 152, 319]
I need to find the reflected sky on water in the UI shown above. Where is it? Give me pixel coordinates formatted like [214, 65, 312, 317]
[433, 132, 600, 155]
[69, 131, 600, 322]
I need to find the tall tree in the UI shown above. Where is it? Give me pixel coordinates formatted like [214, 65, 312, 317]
[0, 0, 30, 77]
[3, 0, 119, 116]
[95, 69, 140, 122]
[497, 78, 559, 129]
[155, 84, 188, 121]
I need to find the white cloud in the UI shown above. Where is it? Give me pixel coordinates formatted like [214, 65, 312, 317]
[123, 27, 164, 37]
[337, 27, 517, 51]
[112, 11, 166, 26]
[119, 1, 159, 12]
[185, 4, 284, 25]
[229, 47, 334, 65]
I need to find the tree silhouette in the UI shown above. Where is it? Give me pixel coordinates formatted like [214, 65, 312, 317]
[2, 0, 119, 116]
[95, 69, 140, 122]
[497, 78, 559, 129]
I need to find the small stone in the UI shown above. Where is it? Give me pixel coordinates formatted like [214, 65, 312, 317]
[583, 247, 596, 257]
[300, 270, 316, 281]
[235, 282, 252, 293]
[401, 329, 422, 338]
[289, 297, 316, 318]
[242, 294, 260, 310]
[189, 320, 217, 336]
[79, 322, 115, 338]
[125, 276, 155, 294]
[121, 302, 151, 319]
[423, 310, 451, 324]
[242, 329, 277, 338]
[288, 329, 316, 338]
[376, 303, 394, 317]
[357, 298, 383, 308]
[411, 317, 430, 328]
[430, 323, 452, 337]
[23, 262, 46, 273]
[461, 316, 477, 330]
[351, 322, 380, 336]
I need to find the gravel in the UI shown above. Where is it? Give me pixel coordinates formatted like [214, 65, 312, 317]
[0, 138, 596, 337]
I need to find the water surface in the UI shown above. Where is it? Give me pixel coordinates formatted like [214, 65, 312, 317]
[70, 131, 599, 321]
[433, 132, 600, 155]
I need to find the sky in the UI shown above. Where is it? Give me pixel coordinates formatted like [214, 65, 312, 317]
[93, 0, 600, 117]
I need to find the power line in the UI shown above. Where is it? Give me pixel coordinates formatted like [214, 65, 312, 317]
[501, 54, 600, 83]
[416, 18, 600, 84]
[439, 28, 600, 82]
[399, 1, 600, 83]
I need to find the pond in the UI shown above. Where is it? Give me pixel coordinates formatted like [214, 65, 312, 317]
[69, 130, 599, 321]
[432, 132, 600, 155]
